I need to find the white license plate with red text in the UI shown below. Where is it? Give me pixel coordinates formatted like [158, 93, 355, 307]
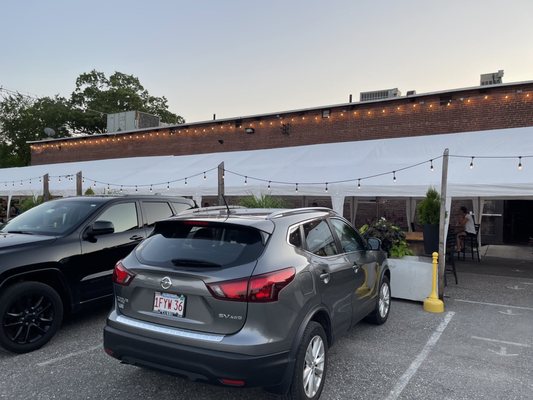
[153, 292, 186, 317]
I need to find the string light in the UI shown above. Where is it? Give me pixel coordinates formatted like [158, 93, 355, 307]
[430, 159, 434, 171]
[135, 185, 138, 192]
[357, 179, 361, 189]
[268, 181, 271, 191]
[469, 157, 474, 169]
[185, 178, 187, 185]
[325, 182, 328, 192]
[203, 172, 206, 180]
[244, 176, 247, 185]
[120, 186, 123, 193]
[518, 156, 523, 170]
[167, 182, 170, 190]
[393, 171, 396, 183]
[149, 185, 153, 193]
[295, 183, 299, 192]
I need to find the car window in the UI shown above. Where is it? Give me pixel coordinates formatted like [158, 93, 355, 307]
[330, 218, 366, 253]
[1, 200, 101, 236]
[302, 219, 338, 257]
[172, 201, 192, 214]
[96, 202, 138, 233]
[143, 201, 173, 226]
[135, 221, 266, 268]
[288, 226, 303, 248]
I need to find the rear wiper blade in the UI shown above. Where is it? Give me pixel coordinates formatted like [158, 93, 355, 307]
[5, 230, 35, 235]
[171, 259, 222, 268]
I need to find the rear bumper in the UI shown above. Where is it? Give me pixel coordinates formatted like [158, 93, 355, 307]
[103, 324, 292, 388]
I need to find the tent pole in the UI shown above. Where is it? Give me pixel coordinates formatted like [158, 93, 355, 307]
[438, 148, 449, 299]
[217, 162, 225, 206]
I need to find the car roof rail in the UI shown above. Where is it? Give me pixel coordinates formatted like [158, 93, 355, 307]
[267, 207, 336, 219]
[177, 205, 245, 216]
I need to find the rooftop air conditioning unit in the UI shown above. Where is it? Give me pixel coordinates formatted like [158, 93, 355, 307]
[360, 88, 401, 102]
[480, 70, 504, 86]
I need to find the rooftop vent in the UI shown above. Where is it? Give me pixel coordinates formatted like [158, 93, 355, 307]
[360, 88, 401, 102]
[480, 70, 504, 86]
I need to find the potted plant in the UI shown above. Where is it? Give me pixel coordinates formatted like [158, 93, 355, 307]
[417, 187, 440, 255]
[359, 217, 413, 258]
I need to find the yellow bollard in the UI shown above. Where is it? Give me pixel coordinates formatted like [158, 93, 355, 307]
[423, 252, 445, 313]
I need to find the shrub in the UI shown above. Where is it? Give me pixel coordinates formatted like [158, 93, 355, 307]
[359, 217, 413, 258]
[417, 187, 440, 225]
[19, 195, 44, 212]
[238, 195, 287, 208]
[84, 187, 95, 196]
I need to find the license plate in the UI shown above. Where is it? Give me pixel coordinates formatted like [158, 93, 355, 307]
[153, 292, 186, 318]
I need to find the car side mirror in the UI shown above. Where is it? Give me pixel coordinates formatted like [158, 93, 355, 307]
[85, 220, 115, 240]
[367, 237, 381, 251]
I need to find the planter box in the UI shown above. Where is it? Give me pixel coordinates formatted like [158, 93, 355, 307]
[388, 256, 435, 302]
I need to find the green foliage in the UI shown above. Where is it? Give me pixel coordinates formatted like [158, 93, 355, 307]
[0, 70, 184, 167]
[18, 196, 44, 212]
[359, 218, 413, 258]
[84, 187, 95, 196]
[417, 187, 441, 225]
[238, 195, 287, 208]
[70, 70, 184, 133]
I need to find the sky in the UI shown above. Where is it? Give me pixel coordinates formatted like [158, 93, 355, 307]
[1, 0, 533, 123]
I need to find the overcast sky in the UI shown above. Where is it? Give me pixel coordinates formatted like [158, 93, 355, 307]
[2, 0, 532, 123]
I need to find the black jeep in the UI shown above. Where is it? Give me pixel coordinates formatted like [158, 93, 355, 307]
[0, 195, 196, 353]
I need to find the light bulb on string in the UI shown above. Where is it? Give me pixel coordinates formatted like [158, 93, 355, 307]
[357, 179, 361, 189]
[267, 181, 271, 191]
[58, 176, 61, 182]
[20, 180, 22, 186]
[93, 181, 96, 187]
[325, 182, 328, 192]
[185, 178, 187, 185]
[222, 170, 225, 179]
[469, 157, 474, 169]
[430, 159, 434, 171]
[135, 185, 138, 192]
[518, 156, 523, 170]
[120, 186, 123, 193]
[149, 185, 153, 193]
[295, 183, 299, 192]
[393, 171, 396, 183]
[167, 182, 170, 190]
[203, 172, 206, 180]
[244, 176, 247, 185]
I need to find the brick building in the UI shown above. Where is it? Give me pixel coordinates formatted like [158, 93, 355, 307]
[28, 80, 533, 244]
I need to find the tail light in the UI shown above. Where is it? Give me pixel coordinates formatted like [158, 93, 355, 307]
[112, 261, 136, 286]
[206, 267, 295, 303]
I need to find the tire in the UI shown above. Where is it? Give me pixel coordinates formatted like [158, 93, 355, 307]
[366, 276, 391, 325]
[286, 321, 328, 400]
[0, 281, 63, 354]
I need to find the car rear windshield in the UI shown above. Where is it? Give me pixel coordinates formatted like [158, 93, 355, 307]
[135, 220, 267, 268]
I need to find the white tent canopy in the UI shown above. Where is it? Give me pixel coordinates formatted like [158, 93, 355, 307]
[1, 126, 532, 205]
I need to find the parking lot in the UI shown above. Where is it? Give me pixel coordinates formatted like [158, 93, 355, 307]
[1, 256, 532, 400]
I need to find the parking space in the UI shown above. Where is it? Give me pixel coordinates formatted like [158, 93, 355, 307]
[1, 257, 532, 400]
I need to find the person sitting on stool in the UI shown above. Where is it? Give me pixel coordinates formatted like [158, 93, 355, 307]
[457, 206, 476, 252]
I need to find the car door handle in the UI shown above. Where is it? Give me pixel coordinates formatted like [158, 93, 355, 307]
[319, 272, 330, 284]
[129, 235, 144, 241]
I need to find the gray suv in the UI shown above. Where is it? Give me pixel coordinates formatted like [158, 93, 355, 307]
[104, 207, 390, 399]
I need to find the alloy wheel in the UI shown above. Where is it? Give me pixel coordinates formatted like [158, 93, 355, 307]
[303, 335, 325, 398]
[378, 282, 390, 319]
[3, 294, 55, 345]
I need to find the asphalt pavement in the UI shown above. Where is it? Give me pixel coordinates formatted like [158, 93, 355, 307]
[1, 255, 532, 400]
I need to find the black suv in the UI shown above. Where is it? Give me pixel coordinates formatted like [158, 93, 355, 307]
[0, 195, 196, 353]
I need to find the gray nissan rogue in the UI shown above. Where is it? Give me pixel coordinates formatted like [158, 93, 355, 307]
[104, 207, 390, 399]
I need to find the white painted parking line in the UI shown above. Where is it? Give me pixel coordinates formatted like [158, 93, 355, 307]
[471, 336, 531, 348]
[454, 299, 533, 311]
[37, 344, 102, 367]
[384, 311, 455, 400]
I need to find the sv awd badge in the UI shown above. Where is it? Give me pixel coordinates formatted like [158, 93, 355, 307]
[218, 313, 243, 320]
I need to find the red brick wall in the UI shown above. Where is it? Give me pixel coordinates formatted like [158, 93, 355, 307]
[31, 83, 533, 165]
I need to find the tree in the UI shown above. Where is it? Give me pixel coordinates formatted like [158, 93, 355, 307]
[0, 70, 184, 166]
[0, 93, 71, 167]
[70, 70, 184, 133]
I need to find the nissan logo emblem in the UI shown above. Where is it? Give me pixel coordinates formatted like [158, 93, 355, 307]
[160, 276, 172, 290]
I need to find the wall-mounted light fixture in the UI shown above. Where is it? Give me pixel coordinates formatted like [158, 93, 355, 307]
[245, 128, 255, 134]
[322, 109, 331, 118]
